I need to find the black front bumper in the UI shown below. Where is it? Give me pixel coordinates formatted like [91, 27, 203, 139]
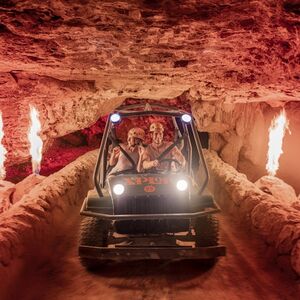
[79, 245, 226, 260]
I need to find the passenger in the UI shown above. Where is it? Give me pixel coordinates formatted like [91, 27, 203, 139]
[109, 127, 145, 174]
[140, 122, 185, 172]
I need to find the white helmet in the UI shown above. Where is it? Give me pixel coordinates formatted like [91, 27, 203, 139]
[149, 122, 164, 133]
[128, 127, 145, 140]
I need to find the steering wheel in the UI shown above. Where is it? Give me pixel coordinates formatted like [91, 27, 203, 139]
[158, 158, 182, 172]
[109, 168, 138, 176]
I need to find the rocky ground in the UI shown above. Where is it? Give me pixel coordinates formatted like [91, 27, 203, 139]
[0, 0, 299, 200]
[14, 214, 300, 300]
[1, 150, 300, 299]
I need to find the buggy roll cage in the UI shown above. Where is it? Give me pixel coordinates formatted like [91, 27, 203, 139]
[93, 103, 209, 197]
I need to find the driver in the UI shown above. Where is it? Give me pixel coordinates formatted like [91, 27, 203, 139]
[109, 127, 145, 174]
[140, 122, 185, 172]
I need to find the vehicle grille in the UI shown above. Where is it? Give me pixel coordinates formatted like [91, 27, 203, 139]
[114, 195, 190, 234]
[114, 195, 188, 215]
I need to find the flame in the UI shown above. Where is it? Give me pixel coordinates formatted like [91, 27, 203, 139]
[266, 109, 290, 176]
[0, 111, 7, 179]
[28, 105, 43, 174]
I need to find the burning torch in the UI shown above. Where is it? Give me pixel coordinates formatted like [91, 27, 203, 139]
[28, 105, 43, 175]
[266, 108, 290, 177]
[255, 108, 295, 201]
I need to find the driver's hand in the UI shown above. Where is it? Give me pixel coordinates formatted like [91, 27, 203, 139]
[152, 160, 159, 168]
[112, 147, 120, 156]
[138, 145, 145, 155]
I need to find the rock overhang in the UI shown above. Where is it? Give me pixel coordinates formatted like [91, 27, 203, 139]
[0, 0, 299, 174]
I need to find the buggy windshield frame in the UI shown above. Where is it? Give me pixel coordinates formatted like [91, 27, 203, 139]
[94, 103, 209, 197]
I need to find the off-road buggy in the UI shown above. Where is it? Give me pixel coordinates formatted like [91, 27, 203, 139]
[79, 103, 225, 269]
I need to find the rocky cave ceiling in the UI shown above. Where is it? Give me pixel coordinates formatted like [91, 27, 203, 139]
[0, 0, 299, 167]
[2, 1, 300, 287]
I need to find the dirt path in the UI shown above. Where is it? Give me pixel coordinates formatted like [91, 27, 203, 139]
[18, 214, 300, 300]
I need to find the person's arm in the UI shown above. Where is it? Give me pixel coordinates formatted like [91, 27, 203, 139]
[142, 150, 159, 170]
[109, 146, 120, 166]
[137, 146, 145, 173]
[143, 159, 159, 170]
[172, 146, 186, 168]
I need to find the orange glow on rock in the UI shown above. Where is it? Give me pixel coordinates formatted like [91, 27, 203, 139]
[28, 105, 43, 175]
[0, 111, 7, 179]
[266, 109, 290, 176]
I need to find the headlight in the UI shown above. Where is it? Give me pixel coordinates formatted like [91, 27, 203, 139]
[113, 184, 125, 195]
[176, 179, 188, 191]
[181, 114, 192, 123]
[110, 113, 121, 123]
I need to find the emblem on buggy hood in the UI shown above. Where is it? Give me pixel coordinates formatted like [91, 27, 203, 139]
[144, 185, 156, 192]
[124, 176, 169, 186]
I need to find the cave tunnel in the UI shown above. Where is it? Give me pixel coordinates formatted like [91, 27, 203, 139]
[0, 1, 300, 299]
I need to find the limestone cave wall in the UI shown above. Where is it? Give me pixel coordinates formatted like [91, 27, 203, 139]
[238, 102, 300, 194]
[0, 0, 299, 170]
[191, 99, 300, 193]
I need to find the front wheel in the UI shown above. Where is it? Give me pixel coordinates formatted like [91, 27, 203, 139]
[79, 217, 110, 270]
[194, 215, 219, 267]
[194, 215, 219, 247]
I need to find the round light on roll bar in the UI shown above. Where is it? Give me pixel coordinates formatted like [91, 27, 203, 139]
[176, 179, 188, 191]
[113, 184, 125, 195]
[181, 114, 192, 123]
[110, 113, 121, 123]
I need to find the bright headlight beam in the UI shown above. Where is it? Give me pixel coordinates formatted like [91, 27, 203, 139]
[110, 113, 121, 123]
[181, 114, 192, 123]
[176, 179, 188, 191]
[113, 184, 125, 195]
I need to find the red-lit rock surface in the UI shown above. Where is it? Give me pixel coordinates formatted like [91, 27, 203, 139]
[0, 149, 97, 300]
[0, 149, 299, 299]
[0, 180, 15, 213]
[0, 175, 45, 214]
[0, 0, 299, 168]
[14, 214, 300, 300]
[206, 150, 300, 276]
[201, 101, 300, 193]
[12, 173, 45, 204]
[5, 97, 190, 182]
[255, 175, 298, 206]
[0, 1, 299, 295]
[5, 144, 95, 183]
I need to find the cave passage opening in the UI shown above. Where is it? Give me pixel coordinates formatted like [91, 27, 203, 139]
[4, 99, 300, 196]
